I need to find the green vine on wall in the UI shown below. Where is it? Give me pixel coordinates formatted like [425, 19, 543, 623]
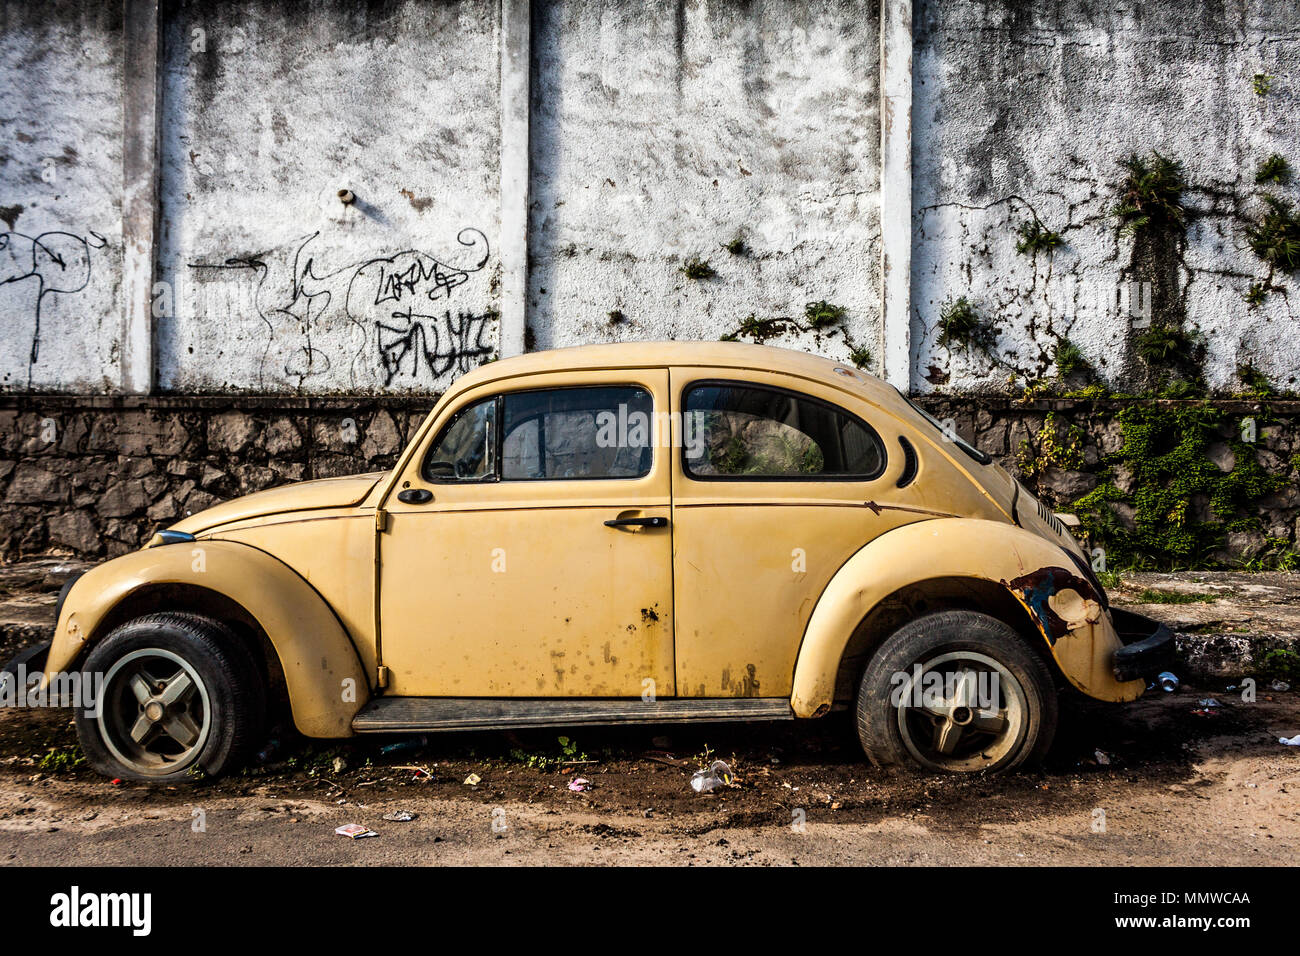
[1070, 403, 1288, 569]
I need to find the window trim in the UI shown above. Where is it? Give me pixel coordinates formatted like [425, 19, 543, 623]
[421, 384, 657, 485]
[679, 379, 888, 483]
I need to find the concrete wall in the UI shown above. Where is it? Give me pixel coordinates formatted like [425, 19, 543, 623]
[154, 0, 502, 393]
[912, 0, 1300, 393]
[1, 0, 1299, 398]
[528, 0, 881, 366]
[0, 2, 123, 393]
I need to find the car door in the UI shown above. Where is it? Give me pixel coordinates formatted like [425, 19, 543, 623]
[377, 369, 675, 698]
[670, 368, 897, 699]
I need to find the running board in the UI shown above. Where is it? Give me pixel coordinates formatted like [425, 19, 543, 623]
[351, 697, 795, 733]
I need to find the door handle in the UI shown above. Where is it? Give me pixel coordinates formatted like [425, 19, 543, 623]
[604, 516, 668, 529]
[397, 488, 434, 504]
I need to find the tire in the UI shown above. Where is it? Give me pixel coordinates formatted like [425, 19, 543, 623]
[74, 612, 265, 782]
[855, 609, 1057, 774]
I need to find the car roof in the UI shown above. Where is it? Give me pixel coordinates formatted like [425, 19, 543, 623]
[454, 340, 900, 405]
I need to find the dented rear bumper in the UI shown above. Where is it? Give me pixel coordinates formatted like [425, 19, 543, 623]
[1110, 608, 1176, 683]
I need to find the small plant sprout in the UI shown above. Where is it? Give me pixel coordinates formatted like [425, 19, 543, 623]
[1256, 153, 1292, 187]
[1112, 150, 1186, 235]
[1245, 282, 1270, 307]
[1237, 363, 1275, 398]
[847, 344, 872, 370]
[1053, 338, 1091, 380]
[1246, 195, 1300, 274]
[680, 258, 717, 280]
[1253, 73, 1273, 97]
[1015, 219, 1064, 255]
[1135, 325, 1194, 366]
[936, 297, 997, 354]
[803, 300, 848, 330]
[722, 234, 748, 256]
[732, 314, 789, 343]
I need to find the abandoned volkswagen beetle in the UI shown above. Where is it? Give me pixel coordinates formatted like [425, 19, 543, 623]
[13, 342, 1174, 780]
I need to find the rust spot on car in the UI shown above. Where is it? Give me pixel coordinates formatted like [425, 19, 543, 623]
[1005, 567, 1100, 644]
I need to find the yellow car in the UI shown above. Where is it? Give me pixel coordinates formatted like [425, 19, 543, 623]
[15, 342, 1173, 780]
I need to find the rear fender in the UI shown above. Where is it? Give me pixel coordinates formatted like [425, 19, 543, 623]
[790, 518, 1144, 717]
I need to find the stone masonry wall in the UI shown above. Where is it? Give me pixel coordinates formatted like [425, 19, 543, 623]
[3, 395, 1297, 568]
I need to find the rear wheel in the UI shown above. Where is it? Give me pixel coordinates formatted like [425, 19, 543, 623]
[75, 612, 264, 781]
[855, 610, 1057, 773]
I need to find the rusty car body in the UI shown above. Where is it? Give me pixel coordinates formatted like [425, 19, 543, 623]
[10, 342, 1174, 779]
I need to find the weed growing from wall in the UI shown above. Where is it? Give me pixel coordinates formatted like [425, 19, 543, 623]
[1015, 219, 1063, 255]
[1246, 195, 1300, 275]
[680, 258, 716, 280]
[803, 300, 848, 330]
[1256, 153, 1292, 186]
[936, 296, 997, 354]
[1113, 151, 1186, 235]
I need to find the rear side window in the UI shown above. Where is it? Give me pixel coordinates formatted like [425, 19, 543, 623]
[683, 382, 885, 480]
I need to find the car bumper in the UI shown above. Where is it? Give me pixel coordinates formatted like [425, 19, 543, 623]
[1110, 608, 1176, 683]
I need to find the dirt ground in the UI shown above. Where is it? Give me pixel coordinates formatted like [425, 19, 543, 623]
[1, 683, 1297, 866]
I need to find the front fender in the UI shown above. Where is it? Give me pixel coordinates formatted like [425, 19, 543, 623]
[789, 518, 1144, 717]
[46, 540, 369, 738]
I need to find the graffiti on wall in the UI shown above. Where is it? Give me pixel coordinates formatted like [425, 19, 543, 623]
[1, 229, 107, 386]
[185, 227, 494, 389]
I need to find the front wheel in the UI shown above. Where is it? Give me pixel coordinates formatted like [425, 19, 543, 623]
[75, 612, 264, 781]
[855, 610, 1057, 773]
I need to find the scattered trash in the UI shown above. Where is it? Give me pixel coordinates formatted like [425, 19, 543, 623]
[256, 737, 282, 764]
[463, 773, 481, 786]
[643, 751, 691, 768]
[1271, 680, 1291, 692]
[393, 764, 434, 779]
[335, 823, 377, 839]
[381, 810, 417, 822]
[568, 778, 590, 792]
[1196, 698, 1221, 708]
[690, 759, 735, 793]
[332, 756, 348, 774]
[1279, 735, 1300, 747]
[1157, 672, 1180, 693]
[1094, 749, 1111, 766]
[1190, 708, 1220, 718]
[380, 735, 429, 755]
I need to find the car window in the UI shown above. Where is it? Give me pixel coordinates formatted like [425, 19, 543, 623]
[683, 382, 885, 480]
[423, 397, 496, 481]
[502, 386, 653, 480]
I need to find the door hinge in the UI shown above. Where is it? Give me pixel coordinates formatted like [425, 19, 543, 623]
[376, 665, 390, 689]
[375, 508, 388, 532]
